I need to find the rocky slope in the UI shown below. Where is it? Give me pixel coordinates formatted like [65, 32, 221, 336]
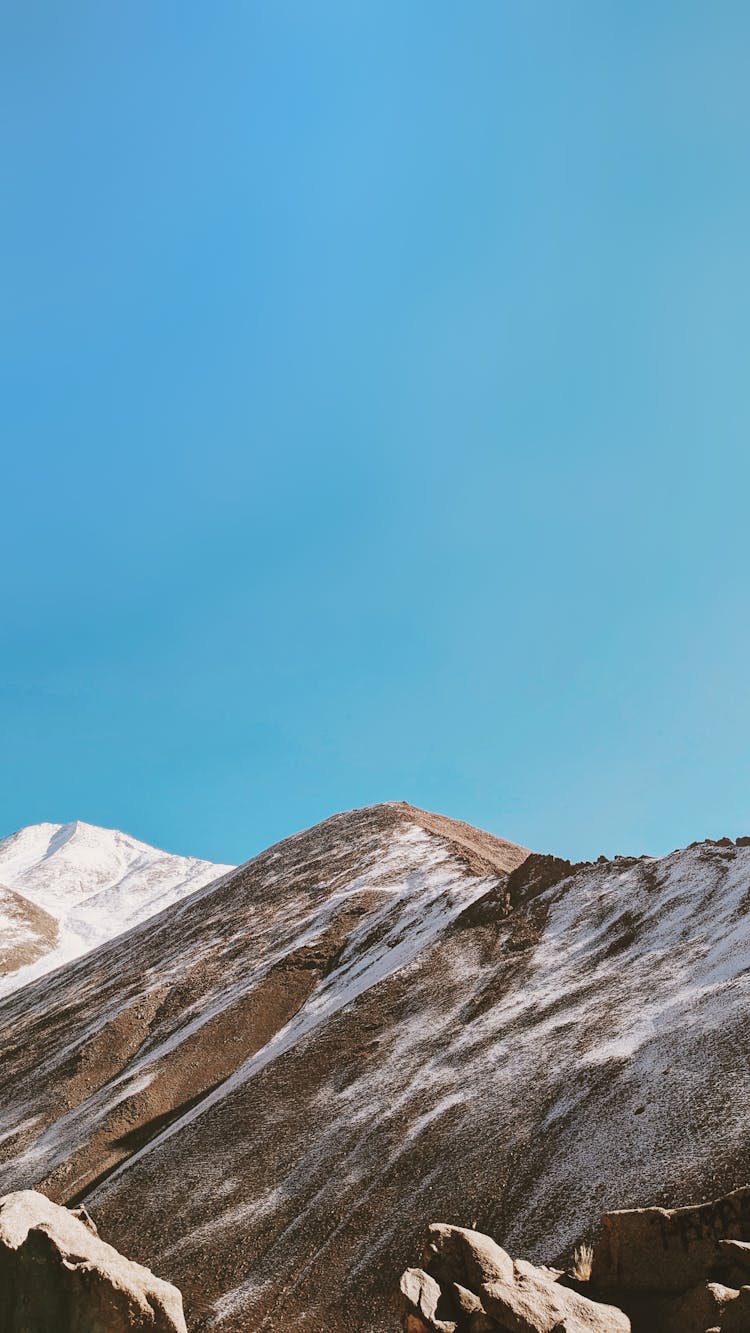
[0, 803, 748, 1332]
[0, 821, 233, 994]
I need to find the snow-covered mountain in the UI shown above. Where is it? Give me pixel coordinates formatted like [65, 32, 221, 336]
[0, 821, 233, 994]
[0, 804, 749, 1332]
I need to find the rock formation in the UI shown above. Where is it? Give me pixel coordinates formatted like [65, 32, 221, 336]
[401, 1187, 750, 1333]
[590, 1187, 750, 1332]
[398, 1222, 630, 1332]
[0, 1189, 186, 1331]
[593, 1186, 750, 1293]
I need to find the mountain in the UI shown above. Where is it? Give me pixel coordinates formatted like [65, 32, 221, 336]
[0, 821, 233, 994]
[0, 883, 59, 977]
[0, 804, 748, 1333]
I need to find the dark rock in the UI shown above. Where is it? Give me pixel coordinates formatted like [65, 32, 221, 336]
[661, 1281, 739, 1333]
[719, 1241, 750, 1281]
[722, 1286, 750, 1333]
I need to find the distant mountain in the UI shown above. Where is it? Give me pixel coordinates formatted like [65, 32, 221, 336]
[0, 821, 233, 994]
[0, 803, 748, 1333]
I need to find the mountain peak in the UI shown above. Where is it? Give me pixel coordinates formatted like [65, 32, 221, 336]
[0, 821, 233, 996]
[283, 800, 530, 880]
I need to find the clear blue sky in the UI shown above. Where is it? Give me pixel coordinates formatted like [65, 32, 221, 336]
[2, 2, 750, 865]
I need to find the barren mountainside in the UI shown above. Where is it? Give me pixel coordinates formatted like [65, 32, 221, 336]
[0, 803, 748, 1332]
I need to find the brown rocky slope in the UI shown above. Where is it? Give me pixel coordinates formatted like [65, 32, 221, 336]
[0, 803, 749, 1331]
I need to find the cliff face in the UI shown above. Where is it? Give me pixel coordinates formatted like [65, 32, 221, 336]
[0, 805, 748, 1331]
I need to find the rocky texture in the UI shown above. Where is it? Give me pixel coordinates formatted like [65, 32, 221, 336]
[400, 1267, 456, 1333]
[0, 1189, 186, 1331]
[400, 1191, 750, 1333]
[726, 1291, 750, 1332]
[593, 1187, 750, 1292]
[720, 1242, 750, 1283]
[582, 1186, 750, 1332]
[399, 1223, 631, 1332]
[1, 804, 750, 1329]
[660, 1281, 741, 1333]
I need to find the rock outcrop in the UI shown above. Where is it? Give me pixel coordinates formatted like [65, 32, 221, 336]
[400, 1188, 750, 1333]
[588, 1187, 750, 1332]
[592, 1186, 750, 1292]
[0, 1189, 186, 1332]
[399, 1222, 631, 1333]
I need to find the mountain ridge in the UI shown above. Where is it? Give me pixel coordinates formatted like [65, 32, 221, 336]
[0, 803, 748, 1331]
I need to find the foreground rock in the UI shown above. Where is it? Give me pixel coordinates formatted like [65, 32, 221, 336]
[399, 1222, 631, 1332]
[588, 1185, 750, 1332]
[0, 1189, 186, 1332]
[400, 1188, 750, 1333]
[592, 1186, 750, 1292]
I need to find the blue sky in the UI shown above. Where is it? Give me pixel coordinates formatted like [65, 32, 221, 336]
[2, 2, 750, 865]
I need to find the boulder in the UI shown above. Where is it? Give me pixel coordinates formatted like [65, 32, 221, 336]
[0, 1189, 187, 1332]
[399, 1267, 457, 1333]
[423, 1224, 514, 1291]
[450, 1282, 485, 1317]
[480, 1262, 631, 1333]
[402, 1223, 630, 1333]
[661, 1281, 740, 1333]
[592, 1186, 750, 1292]
[720, 1242, 750, 1282]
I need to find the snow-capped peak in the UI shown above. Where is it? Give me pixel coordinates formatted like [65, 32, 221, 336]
[0, 820, 234, 995]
